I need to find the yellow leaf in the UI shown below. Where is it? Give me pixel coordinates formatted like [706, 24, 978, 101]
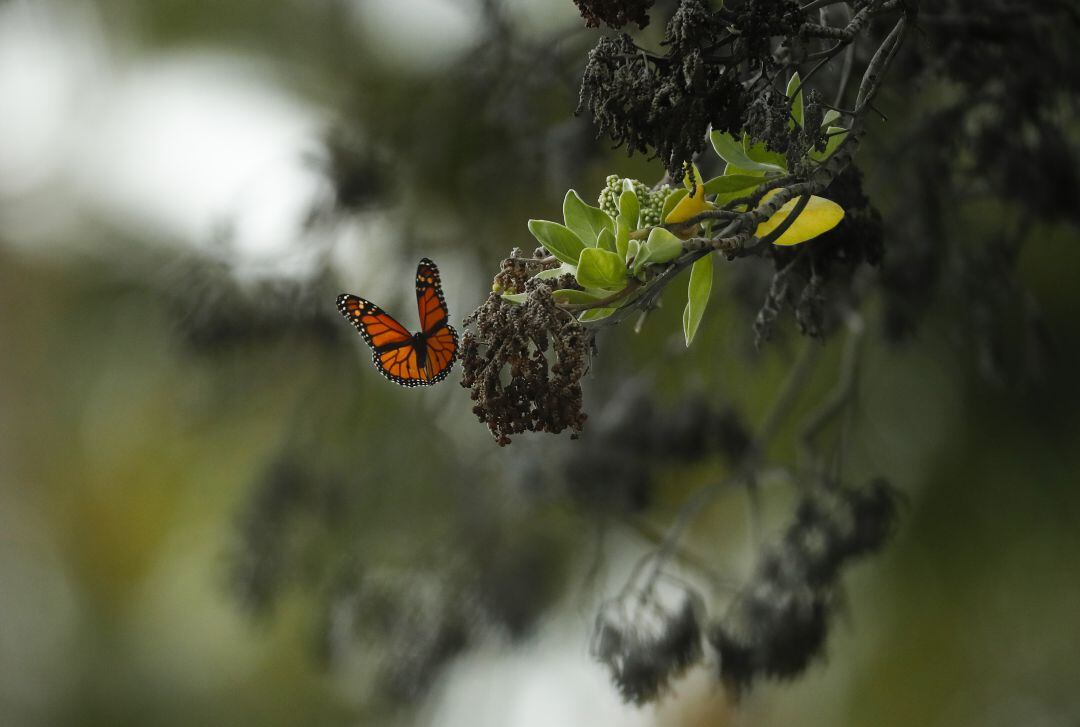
[755, 189, 844, 246]
[664, 164, 711, 224]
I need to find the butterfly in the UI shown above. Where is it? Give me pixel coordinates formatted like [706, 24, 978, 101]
[336, 258, 459, 387]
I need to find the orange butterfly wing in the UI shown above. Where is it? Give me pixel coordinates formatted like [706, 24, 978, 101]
[335, 258, 457, 387]
[415, 258, 450, 334]
[422, 324, 458, 383]
[337, 294, 411, 348]
[374, 344, 430, 386]
[336, 294, 424, 387]
[414, 257, 458, 383]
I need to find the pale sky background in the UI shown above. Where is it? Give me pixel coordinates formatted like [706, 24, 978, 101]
[0, 2, 680, 724]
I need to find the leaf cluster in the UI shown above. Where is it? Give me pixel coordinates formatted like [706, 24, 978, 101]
[507, 88, 851, 335]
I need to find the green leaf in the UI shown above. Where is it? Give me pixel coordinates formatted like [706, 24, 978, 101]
[551, 288, 615, 305]
[633, 227, 684, 277]
[704, 174, 766, 206]
[501, 293, 528, 304]
[682, 253, 713, 346]
[786, 71, 804, 128]
[625, 238, 640, 267]
[615, 215, 631, 259]
[704, 174, 766, 196]
[596, 226, 617, 253]
[534, 264, 575, 281]
[527, 219, 586, 266]
[618, 189, 640, 230]
[723, 164, 766, 178]
[579, 307, 616, 322]
[809, 126, 849, 162]
[710, 130, 786, 175]
[562, 190, 613, 247]
[821, 109, 841, 128]
[660, 188, 688, 221]
[576, 247, 628, 290]
[743, 133, 788, 171]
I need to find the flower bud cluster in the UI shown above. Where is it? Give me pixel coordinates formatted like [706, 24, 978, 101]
[597, 175, 673, 227]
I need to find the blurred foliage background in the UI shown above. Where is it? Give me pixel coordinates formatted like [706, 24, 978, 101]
[1, 0, 1079, 725]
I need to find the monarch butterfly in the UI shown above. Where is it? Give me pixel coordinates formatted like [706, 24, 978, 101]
[336, 258, 458, 387]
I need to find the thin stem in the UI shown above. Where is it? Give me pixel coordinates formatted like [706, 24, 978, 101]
[630, 336, 825, 598]
[800, 0, 850, 12]
[756, 337, 822, 450]
[624, 516, 741, 593]
[834, 27, 856, 105]
[800, 42, 844, 77]
[855, 16, 907, 113]
[756, 193, 812, 246]
[637, 476, 740, 597]
[800, 0, 874, 42]
[799, 311, 865, 471]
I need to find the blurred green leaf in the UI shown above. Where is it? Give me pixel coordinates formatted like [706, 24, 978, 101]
[528, 219, 586, 266]
[786, 71, 804, 128]
[618, 189, 640, 230]
[615, 215, 632, 259]
[743, 133, 788, 171]
[577, 247, 628, 290]
[633, 227, 684, 277]
[579, 307, 616, 321]
[704, 174, 766, 206]
[534, 264, 575, 280]
[551, 289, 595, 305]
[563, 190, 613, 248]
[501, 292, 528, 304]
[596, 227, 617, 253]
[810, 127, 849, 162]
[551, 288, 616, 305]
[822, 109, 841, 127]
[723, 164, 765, 177]
[711, 130, 785, 175]
[683, 253, 713, 346]
[661, 188, 689, 221]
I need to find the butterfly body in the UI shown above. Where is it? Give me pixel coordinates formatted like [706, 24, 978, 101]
[337, 258, 458, 387]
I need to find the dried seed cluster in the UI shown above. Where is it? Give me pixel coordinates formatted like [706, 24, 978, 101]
[491, 247, 553, 295]
[730, 0, 803, 59]
[578, 1, 746, 179]
[460, 278, 593, 445]
[572, 0, 655, 29]
[710, 478, 900, 692]
[578, 0, 821, 178]
[592, 597, 703, 704]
